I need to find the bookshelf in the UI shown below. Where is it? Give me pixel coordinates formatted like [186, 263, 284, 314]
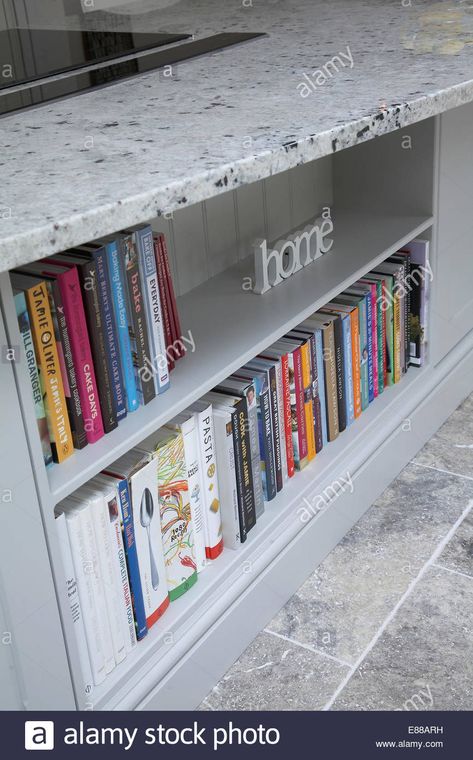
[1, 105, 473, 711]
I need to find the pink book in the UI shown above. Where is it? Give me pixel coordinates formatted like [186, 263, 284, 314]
[359, 279, 379, 397]
[45, 260, 105, 443]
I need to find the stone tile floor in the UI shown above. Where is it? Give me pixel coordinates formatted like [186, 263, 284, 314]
[200, 392, 473, 711]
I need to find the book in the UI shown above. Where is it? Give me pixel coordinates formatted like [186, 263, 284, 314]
[316, 311, 347, 431]
[356, 280, 379, 397]
[208, 405, 240, 549]
[106, 450, 169, 630]
[277, 339, 309, 469]
[372, 262, 403, 383]
[11, 274, 73, 463]
[14, 290, 53, 467]
[75, 485, 127, 667]
[235, 367, 277, 501]
[337, 292, 370, 409]
[344, 285, 374, 402]
[216, 376, 266, 516]
[153, 235, 175, 370]
[399, 239, 430, 366]
[309, 315, 339, 441]
[133, 225, 170, 394]
[56, 250, 117, 433]
[104, 237, 140, 413]
[360, 277, 385, 395]
[188, 401, 224, 560]
[246, 358, 284, 490]
[166, 413, 207, 572]
[154, 233, 183, 359]
[205, 390, 256, 542]
[284, 332, 317, 460]
[90, 475, 137, 653]
[314, 327, 328, 444]
[119, 232, 156, 405]
[62, 498, 115, 676]
[32, 257, 104, 443]
[59, 503, 106, 686]
[320, 306, 354, 426]
[15, 261, 89, 450]
[258, 345, 296, 477]
[326, 301, 361, 419]
[99, 471, 148, 641]
[55, 511, 94, 696]
[138, 430, 198, 601]
[389, 252, 410, 374]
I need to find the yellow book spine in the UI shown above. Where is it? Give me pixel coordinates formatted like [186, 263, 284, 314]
[301, 342, 316, 461]
[26, 281, 73, 463]
[393, 293, 401, 383]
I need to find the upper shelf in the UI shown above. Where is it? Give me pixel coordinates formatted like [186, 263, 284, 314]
[46, 210, 433, 504]
[0, 0, 472, 270]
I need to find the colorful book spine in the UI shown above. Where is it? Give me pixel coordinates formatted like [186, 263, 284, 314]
[364, 294, 374, 402]
[14, 291, 53, 467]
[349, 309, 362, 418]
[94, 247, 127, 422]
[153, 235, 175, 370]
[340, 314, 354, 425]
[156, 233, 183, 356]
[194, 405, 224, 559]
[49, 280, 87, 450]
[177, 416, 207, 572]
[232, 397, 256, 541]
[281, 354, 295, 477]
[308, 333, 323, 453]
[102, 474, 148, 641]
[105, 239, 139, 413]
[55, 511, 94, 696]
[154, 432, 198, 600]
[293, 346, 309, 468]
[136, 226, 170, 394]
[120, 233, 156, 405]
[300, 340, 316, 461]
[320, 320, 339, 441]
[54, 265, 104, 443]
[23, 280, 73, 463]
[315, 329, 328, 446]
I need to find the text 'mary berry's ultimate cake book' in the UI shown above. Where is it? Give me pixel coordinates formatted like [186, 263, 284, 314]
[137, 429, 198, 601]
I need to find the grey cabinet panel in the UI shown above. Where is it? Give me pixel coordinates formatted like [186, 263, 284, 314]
[433, 103, 473, 363]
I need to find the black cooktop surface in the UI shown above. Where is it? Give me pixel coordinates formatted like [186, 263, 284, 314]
[0, 27, 190, 90]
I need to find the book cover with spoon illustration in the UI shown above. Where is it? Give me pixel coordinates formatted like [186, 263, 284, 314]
[138, 430, 197, 602]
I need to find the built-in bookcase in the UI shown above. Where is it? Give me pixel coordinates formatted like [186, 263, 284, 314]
[2, 105, 473, 710]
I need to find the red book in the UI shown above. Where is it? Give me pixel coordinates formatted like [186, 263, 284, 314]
[153, 235, 175, 370]
[46, 260, 104, 443]
[156, 233, 184, 358]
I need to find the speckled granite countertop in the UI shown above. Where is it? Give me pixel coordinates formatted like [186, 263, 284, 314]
[1, 0, 473, 271]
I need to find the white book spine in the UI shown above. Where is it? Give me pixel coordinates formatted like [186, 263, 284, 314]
[274, 360, 288, 481]
[138, 228, 169, 393]
[212, 409, 240, 549]
[180, 417, 207, 572]
[64, 507, 106, 686]
[79, 503, 116, 675]
[101, 485, 137, 652]
[195, 404, 223, 556]
[90, 493, 127, 665]
[130, 456, 169, 627]
[56, 513, 94, 697]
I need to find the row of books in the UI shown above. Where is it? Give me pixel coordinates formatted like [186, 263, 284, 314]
[11, 227, 183, 467]
[56, 239, 430, 694]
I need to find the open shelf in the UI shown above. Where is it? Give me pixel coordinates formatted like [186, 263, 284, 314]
[47, 210, 433, 504]
[85, 361, 430, 709]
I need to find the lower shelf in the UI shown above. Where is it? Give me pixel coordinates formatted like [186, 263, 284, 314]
[76, 338, 472, 711]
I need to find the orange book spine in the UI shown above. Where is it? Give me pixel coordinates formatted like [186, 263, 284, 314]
[300, 342, 316, 461]
[26, 281, 73, 463]
[350, 308, 362, 419]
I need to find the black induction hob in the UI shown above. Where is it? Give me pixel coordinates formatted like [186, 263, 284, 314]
[0, 29, 266, 118]
[0, 28, 191, 90]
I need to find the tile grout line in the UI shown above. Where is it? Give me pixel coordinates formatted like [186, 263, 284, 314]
[432, 562, 473, 582]
[410, 460, 473, 482]
[322, 498, 473, 711]
[263, 627, 353, 668]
